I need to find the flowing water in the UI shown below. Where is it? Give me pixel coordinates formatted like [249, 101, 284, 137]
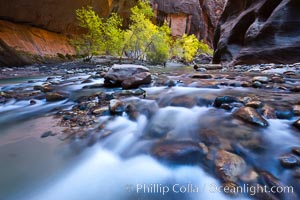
[0, 71, 299, 200]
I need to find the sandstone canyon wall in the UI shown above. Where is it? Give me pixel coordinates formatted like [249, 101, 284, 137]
[0, 0, 117, 66]
[152, 0, 226, 44]
[0, 0, 225, 66]
[213, 0, 300, 65]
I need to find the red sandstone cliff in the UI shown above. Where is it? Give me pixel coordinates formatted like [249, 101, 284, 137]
[0, 0, 225, 66]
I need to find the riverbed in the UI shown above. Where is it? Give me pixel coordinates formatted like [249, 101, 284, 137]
[0, 62, 299, 200]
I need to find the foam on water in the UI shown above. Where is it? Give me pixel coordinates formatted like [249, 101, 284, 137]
[26, 147, 238, 200]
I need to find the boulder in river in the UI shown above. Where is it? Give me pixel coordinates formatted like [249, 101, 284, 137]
[46, 92, 68, 102]
[234, 107, 268, 127]
[151, 140, 207, 165]
[104, 64, 151, 89]
[121, 72, 151, 89]
[215, 150, 247, 182]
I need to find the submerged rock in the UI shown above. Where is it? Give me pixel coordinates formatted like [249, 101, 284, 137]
[151, 141, 207, 165]
[262, 105, 277, 119]
[215, 150, 246, 182]
[234, 107, 268, 127]
[41, 131, 56, 138]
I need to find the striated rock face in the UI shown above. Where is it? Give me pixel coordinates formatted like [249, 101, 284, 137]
[153, 0, 226, 44]
[0, 0, 136, 66]
[0, 0, 226, 66]
[213, 0, 300, 65]
[0, 20, 75, 66]
[0, 0, 114, 33]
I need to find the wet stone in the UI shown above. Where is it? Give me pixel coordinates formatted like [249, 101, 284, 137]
[252, 81, 262, 88]
[220, 103, 233, 111]
[252, 76, 269, 83]
[292, 147, 300, 156]
[245, 101, 263, 109]
[293, 105, 300, 116]
[151, 141, 207, 165]
[214, 96, 240, 108]
[275, 110, 293, 120]
[293, 119, 300, 130]
[41, 131, 56, 138]
[29, 100, 37, 105]
[234, 107, 268, 127]
[190, 74, 213, 79]
[46, 92, 68, 102]
[198, 129, 220, 145]
[279, 154, 299, 168]
[291, 86, 300, 92]
[214, 150, 247, 182]
[109, 99, 124, 115]
[262, 105, 277, 119]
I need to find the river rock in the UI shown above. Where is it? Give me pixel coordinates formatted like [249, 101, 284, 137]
[275, 110, 293, 120]
[293, 119, 300, 130]
[34, 84, 54, 92]
[41, 131, 56, 138]
[215, 150, 247, 182]
[190, 74, 213, 79]
[104, 64, 151, 89]
[125, 104, 139, 121]
[252, 76, 269, 83]
[292, 147, 300, 156]
[151, 141, 207, 164]
[46, 92, 68, 102]
[234, 107, 268, 127]
[109, 99, 124, 115]
[121, 72, 151, 89]
[29, 99, 37, 105]
[252, 81, 262, 88]
[245, 101, 263, 109]
[259, 172, 283, 192]
[293, 105, 300, 116]
[279, 154, 299, 168]
[214, 96, 240, 107]
[198, 129, 220, 145]
[92, 107, 108, 115]
[262, 105, 277, 119]
[291, 86, 300, 92]
[167, 95, 197, 108]
[124, 99, 159, 118]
